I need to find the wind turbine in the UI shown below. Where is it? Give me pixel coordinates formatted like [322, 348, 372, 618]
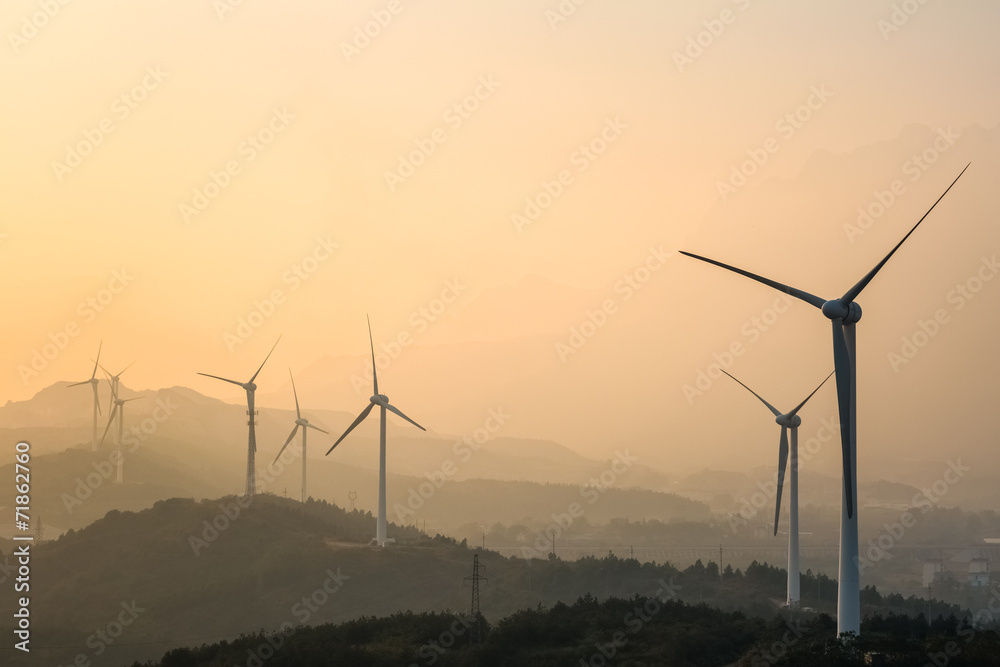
[68, 341, 103, 451]
[325, 317, 426, 547]
[274, 369, 328, 503]
[99, 359, 136, 405]
[720, 369, 832, 609]
[198, 337, 280, 499]
[99, 388, 143, 484]
[680, 164, 969, 635]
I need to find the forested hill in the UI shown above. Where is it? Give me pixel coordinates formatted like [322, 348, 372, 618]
[141, 596, 1000, 667]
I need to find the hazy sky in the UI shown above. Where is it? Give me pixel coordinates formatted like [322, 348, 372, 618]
[4, 1, 999, 475]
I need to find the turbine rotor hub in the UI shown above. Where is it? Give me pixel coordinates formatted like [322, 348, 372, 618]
[776, 414, 802, 428]
[821, 299, 862, 324]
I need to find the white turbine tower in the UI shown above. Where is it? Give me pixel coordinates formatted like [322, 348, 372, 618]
[198, 337, 280, 499]
[720, 369, 832, 608]
[680, 164, 969, 635]
[99, 387, 143, 484]
[274, 369, 328, 503]
[68, 341, 103, 451]
[326, 317, 426, 547]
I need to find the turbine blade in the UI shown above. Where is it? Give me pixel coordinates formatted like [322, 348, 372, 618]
[386, 403, 426, 431]
[93, 383, 101, 416]
[678, 251, 826, 309]
[774, 426, 789, 536]
[91, 341, 102, 379]
[840, 163, 970, 305]
[326, 403, 375, 455]
[305, 423, 329, 434]
[249, 336, 281, 383]
[117, 360, 136, 376]
[720, 370, 781, 417]
[368, 315, 378, 396]
[197, 373, 245, 387]
[831, 320, 854, 519]
[787, 371, 835, 417]
[289, 368, 301, 419]
[273, 425, 299, 464]
[68, 380, 90, 387]
[122, 396, 144, 403]
[99, 405, 119, 446]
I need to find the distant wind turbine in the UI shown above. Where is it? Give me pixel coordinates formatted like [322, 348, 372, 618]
[198, 337, 281, 499]
[326, 317, 426, 547]
[274, 369, 328, 503]
[68, 341, 103, 451]
[680, 163, 969, 635]
[721, 369, 832, 609]
[99, 359, 136, 406]
[99, 386, 143, 484]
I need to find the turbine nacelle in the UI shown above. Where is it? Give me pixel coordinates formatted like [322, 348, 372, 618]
[821, 299, 862, 324]
[776, 414, 802, 428]
[371, 393, 389, 406]
[245, 382, 257, 392]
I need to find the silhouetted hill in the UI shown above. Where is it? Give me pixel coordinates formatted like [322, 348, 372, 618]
[0, 495, 973, 666]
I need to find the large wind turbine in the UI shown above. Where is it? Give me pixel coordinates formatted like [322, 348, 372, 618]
[198, 338, 280, 499]
[680, 164, 969, 635]
[721, 369, 832, 609]
[274, 369, 328, 503]
[326, 317, 426, 547]
[68, 341, 103, 451]
[99, 389, 143, 484]
[99, 359, 135, 405]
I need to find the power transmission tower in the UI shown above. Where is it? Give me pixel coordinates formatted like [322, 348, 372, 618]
[464, 554, 488, 644]
[348, 490, 357, 511]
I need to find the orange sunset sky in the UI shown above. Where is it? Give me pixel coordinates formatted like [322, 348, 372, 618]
[3, 0, 999, 477]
